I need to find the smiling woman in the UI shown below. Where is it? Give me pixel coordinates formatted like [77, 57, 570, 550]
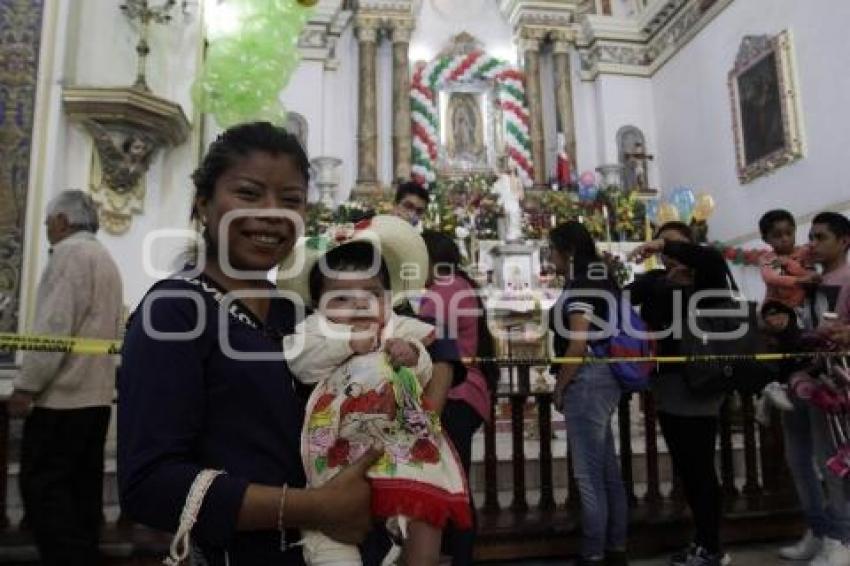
[118, 122, 381, 565]
[191, 123, 310, 281]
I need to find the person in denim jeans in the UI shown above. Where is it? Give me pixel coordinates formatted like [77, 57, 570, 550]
[549, 222, 628, 566]
[562, 363, 629, 564]
[780, 212, 850, 566]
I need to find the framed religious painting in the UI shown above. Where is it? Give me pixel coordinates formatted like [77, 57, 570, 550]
[728, 30, 804, 184]
[438, 82, 499, 175]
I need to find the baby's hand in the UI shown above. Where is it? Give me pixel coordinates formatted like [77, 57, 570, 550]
[384, 338, 419, 369]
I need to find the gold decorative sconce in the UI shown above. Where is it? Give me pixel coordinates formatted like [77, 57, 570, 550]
[62, 86, 190, 234]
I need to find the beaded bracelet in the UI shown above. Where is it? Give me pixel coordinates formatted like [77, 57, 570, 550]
[278, 484, 289, 552]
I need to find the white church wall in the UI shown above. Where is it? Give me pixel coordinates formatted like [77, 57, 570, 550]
[22, 0, 204, 318]
[576, 73, 658, 183]
[409, 0, 518, 69]
[653, 0, 850, 243]
[280, 61, 327, 163]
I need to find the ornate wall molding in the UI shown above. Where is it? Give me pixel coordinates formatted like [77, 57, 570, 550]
[499, 0, 581, 29]
[298, 0, 353, 70]
[577, 0, 733, 80]
[638, 0, 689, 36]
[62, 86, 190, 235]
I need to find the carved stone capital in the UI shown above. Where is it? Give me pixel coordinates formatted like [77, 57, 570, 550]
[553, 40, 572, 54]
[517, 37, 539, 53]
[354, 16, 380, 42]
[552, 29, 578, 52]
[517, 26, 546, 52]
[389, 19, 414, 43]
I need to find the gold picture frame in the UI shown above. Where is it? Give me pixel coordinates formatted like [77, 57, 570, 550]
[728, 30, 804, 184]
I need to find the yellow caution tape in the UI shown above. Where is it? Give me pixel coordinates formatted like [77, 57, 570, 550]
[0, 333, 121, 356]
[465, 351, 850, 365]
[2, 332, 848, 365]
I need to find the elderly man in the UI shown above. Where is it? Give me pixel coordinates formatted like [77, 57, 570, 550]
[9, 190, 122, 566]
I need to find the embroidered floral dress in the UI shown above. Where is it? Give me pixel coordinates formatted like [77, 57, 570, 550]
[284, 313, 471, 530]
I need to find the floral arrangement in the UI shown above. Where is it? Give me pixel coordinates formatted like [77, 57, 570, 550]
[521, 187, 647, 242]
[601, 251, 633, 288]
[306, 200, 394, 237]
[422, 174, 501, 239]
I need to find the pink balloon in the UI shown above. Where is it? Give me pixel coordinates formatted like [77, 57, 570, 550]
[579, 171, 596, 187]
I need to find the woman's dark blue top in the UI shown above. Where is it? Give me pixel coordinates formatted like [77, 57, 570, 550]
[117, 274, 307, 565]
[117, 274, 467, 565]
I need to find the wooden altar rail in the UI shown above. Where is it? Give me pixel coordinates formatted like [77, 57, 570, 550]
[473, 360, 804, 561]
[0, 370, 804, 563]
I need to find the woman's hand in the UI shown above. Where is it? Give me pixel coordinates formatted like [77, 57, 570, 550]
[314, 447, 383, 545]
[628, 239, 665, 264]
[238, 448, 382, 538]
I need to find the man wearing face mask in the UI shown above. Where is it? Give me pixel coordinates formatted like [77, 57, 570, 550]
[392, 181, 430, 231]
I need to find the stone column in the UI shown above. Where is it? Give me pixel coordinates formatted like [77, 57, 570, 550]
[519, 30, 547, 188]
[390, 20, 413, 183]
[553, 31, 578, 166]
[353, 17, 380, 198]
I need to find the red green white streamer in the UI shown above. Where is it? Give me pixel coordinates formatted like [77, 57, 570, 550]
[410, 50, 533, 188]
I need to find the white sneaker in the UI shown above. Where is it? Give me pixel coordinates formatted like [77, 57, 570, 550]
[764, 382, 795, 411]
[300, 530, 362, 566]
[780, 530, 822, 560]
[809, 537, 850, 566]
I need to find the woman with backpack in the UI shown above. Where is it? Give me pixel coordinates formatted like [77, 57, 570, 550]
[627, 221, 731, 566]
[419, 231, 496, 565]
[549, 222, 629, 566]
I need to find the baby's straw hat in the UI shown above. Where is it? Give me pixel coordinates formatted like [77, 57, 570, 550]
[277, 215, 429, 306]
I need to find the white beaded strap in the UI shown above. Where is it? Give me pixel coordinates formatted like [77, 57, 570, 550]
[163, 469, 226, 566]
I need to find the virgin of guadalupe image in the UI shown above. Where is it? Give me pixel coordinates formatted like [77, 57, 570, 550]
[445, 92, 486, 163]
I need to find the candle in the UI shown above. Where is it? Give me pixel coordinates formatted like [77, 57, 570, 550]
[550, 214, 556, 228]
[578, 215, 584, 224]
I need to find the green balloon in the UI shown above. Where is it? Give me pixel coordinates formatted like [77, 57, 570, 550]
[193, 0, 314, 127]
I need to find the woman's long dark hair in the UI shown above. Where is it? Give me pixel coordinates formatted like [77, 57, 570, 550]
[421, 231, 497, 389]
[549, 221, 618, 288]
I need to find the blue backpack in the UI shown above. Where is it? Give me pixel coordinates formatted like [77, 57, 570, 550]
[590, 298, 656, 391]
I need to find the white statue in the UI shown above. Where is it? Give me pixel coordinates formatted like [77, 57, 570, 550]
[493, 165, 525, 242]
